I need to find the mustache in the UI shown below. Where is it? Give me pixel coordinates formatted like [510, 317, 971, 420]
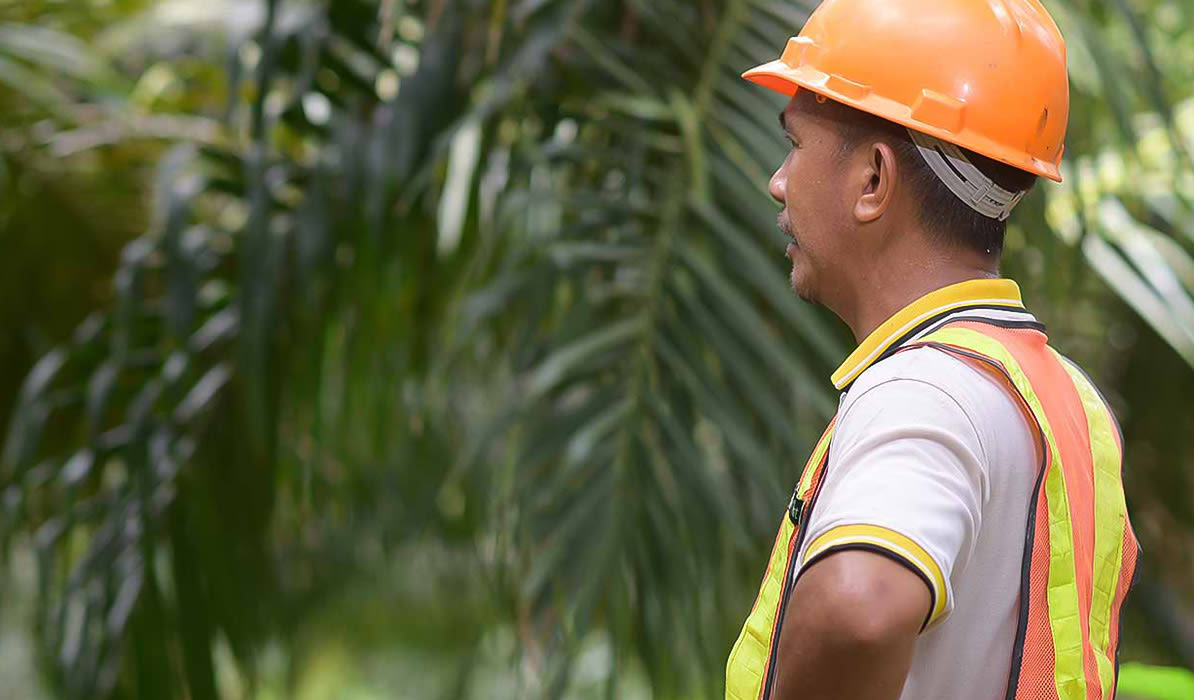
[777, 214, 794, 240]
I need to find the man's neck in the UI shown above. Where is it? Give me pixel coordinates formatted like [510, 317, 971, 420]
[841, 262, 1000, 344]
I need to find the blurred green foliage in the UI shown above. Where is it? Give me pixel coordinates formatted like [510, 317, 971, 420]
[2, 0, 1194, 697]
[1120, 662, 1194, 700]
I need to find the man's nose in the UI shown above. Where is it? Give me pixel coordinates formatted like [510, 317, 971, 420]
[769, 165, 786, 205]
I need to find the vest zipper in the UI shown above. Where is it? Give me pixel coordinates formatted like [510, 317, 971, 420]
[760, 457, 830, 700]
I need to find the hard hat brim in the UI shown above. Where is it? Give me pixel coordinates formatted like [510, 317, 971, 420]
[742, 60, 1063, 183]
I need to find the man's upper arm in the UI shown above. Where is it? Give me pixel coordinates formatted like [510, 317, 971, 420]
[771, 548, 932, 699]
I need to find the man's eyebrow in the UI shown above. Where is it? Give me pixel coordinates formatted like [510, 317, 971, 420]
[779, 111, 787, 132]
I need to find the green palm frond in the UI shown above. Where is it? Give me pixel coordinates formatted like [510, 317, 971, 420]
[1039, 0, 1194, 369]
[460, 0, 851, 693]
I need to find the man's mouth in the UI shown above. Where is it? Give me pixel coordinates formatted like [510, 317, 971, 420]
[778, 214, 797, 252]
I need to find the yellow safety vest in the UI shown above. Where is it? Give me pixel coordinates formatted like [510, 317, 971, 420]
[725, 318, 1140, 700]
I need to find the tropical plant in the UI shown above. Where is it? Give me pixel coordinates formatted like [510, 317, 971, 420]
[3, 0, 1194, 697]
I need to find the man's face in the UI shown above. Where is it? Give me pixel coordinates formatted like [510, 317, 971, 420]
[770, 94, 856, 305]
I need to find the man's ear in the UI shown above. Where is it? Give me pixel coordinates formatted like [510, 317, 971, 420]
[854, 141, 898, 223]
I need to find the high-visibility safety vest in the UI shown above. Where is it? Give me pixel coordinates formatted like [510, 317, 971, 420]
[725, 317, 1140, 700]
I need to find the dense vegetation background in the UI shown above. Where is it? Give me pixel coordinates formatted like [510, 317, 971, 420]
[2, 0, 1194, 697]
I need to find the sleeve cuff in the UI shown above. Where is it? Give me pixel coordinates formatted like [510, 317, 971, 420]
[800, 524, 951, 630]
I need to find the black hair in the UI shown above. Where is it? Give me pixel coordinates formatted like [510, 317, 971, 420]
[793, 90, 1038, 259]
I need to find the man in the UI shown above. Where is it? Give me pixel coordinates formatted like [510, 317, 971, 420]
[724, 1, 1139, 699]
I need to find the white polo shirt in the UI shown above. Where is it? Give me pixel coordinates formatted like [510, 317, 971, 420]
[793, 279, 1041, 699]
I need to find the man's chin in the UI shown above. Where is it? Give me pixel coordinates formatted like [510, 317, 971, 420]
[790, 266, 817, 304]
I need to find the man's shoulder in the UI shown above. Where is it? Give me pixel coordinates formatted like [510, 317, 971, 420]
[841, 345, 1021, 429]
[846, 345, 982, 401]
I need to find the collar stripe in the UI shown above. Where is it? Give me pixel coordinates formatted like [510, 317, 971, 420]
[862, 304, 1041, 386]
[831, 279, 1027, 391]
[912, 312, 1045, 340]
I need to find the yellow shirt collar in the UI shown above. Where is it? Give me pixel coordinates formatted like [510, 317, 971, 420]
[831, 278, 1025, 390]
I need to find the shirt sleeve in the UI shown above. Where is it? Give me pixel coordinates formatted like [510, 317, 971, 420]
[795, 375, 988, 631]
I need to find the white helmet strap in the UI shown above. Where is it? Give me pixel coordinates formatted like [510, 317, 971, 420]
[907, 129, 1025, 221]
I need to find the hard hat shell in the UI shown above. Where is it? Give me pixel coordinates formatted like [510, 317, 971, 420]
[743, 0, 1068, 182]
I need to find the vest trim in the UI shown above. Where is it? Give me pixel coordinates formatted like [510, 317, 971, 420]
[1113, 560, 1141, 696]
[921, 314, 1047, 336]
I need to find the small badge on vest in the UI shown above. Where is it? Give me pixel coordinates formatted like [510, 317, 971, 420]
[787, 489, 803, 525]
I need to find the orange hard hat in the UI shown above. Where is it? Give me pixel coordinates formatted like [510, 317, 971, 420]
[742, 0, 1068, 182]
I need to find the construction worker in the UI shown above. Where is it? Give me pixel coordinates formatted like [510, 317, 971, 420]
[724, 1, 1139, 699]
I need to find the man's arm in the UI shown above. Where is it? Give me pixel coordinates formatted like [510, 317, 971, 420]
[770, 549, 932, 700]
